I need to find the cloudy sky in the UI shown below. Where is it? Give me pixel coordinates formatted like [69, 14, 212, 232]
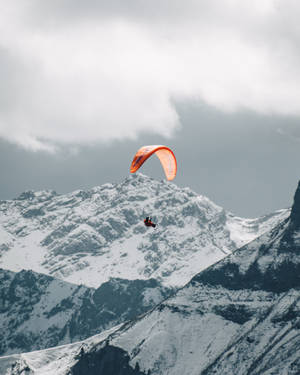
[0, 0, 300, 217]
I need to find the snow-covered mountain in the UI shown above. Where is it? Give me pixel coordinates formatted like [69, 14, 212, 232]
[0, 268, 172, 357]
[0, 174, 288, 359]
[3, 180, 299, 375]
[0, 174, 289, 289]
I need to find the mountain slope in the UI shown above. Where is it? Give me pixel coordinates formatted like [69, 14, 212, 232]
[97, 182, 300, 374]
[0, 174, 289, 289]
[3, 181, 299, 375]
[0, 268, 172, 357]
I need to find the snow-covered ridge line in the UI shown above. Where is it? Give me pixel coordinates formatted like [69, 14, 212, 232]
[0, 174, 289, 289]
[0, 326, 120, 375]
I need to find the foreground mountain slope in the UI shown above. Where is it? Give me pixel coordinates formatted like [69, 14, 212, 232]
[0, 174, 289, 289]
[0, 268, 172, 357]
[3, 181, 299, 375]
[98, 182, 300, 375]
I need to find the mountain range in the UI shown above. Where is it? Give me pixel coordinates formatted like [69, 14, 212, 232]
[0, 175, 298, 374]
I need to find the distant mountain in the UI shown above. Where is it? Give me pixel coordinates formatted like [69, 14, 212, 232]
[0, 268, 172, 357]
[4, 180, 299, 375]
[0, 174, 289, 289]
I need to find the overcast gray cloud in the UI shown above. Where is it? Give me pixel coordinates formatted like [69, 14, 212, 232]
[0, 0, 300, 151]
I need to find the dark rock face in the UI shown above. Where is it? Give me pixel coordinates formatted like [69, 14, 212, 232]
[0, 268, 87, 355]
[70, 345, 148, 375]
[22, 208, 45, 218]
[289, 180, 300, 231]
[213, 304, 255, 324]
[194, 249, 300, 293]
[69, 278, 172, 339]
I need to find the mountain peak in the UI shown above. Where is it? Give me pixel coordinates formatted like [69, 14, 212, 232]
[123, 172, 168, 187]
[290, 180, 300, 230]
[0, 174, 290, 290]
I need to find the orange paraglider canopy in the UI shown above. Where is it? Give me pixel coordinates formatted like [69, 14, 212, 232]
[130, 145, 177, 181]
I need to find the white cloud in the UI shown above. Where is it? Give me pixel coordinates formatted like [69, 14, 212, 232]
[0, 0, 300, 151]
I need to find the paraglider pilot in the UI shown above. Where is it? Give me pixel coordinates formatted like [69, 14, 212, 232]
[144, 217, 156, 228]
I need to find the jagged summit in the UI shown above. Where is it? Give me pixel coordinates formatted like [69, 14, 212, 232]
[290, 180, 300, 231]
[190, 180, 300, 294]
[15, 189, 58, 202]
[0, 174, 290, 289]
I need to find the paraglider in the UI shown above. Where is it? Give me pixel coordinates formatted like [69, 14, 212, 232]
[130, 145, 177, 181]
[130, 145, 177, 228]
